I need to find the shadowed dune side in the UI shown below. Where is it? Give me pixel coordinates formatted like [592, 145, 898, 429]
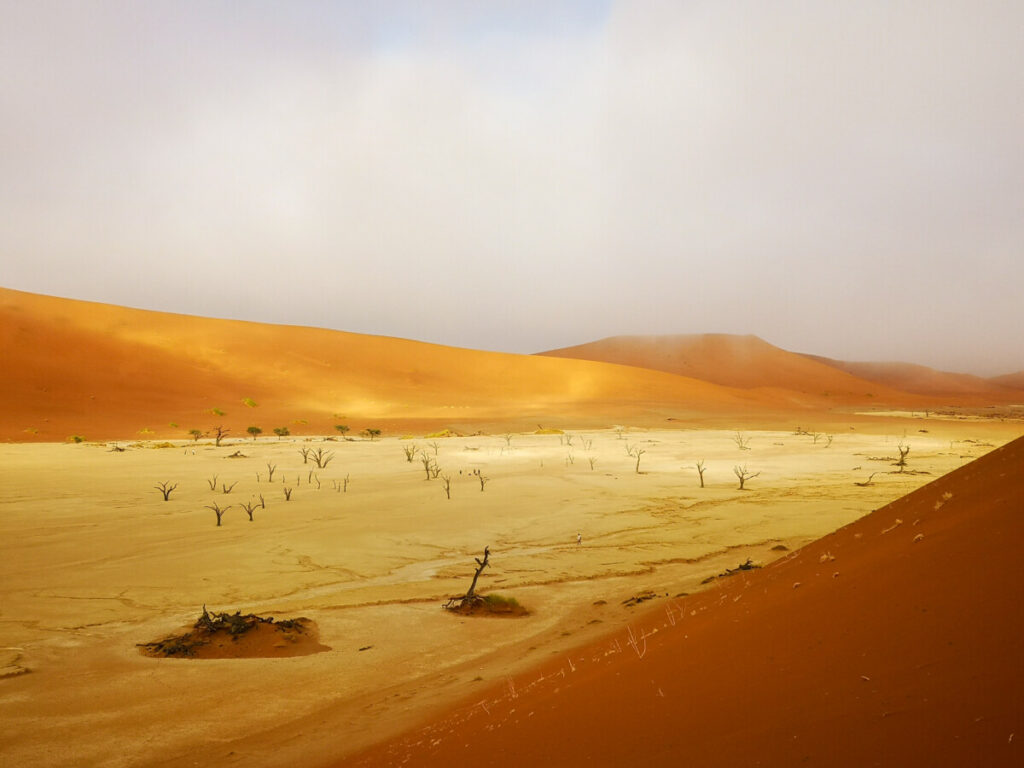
[804, 354, 1024, 402]
[989, 371, 1024, 390]
[539, 333, 913, 404]
[341, 434, 1024, 768]
[1, 288, 771, 441]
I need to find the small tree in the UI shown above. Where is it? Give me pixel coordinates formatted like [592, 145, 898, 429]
[188, 429, 203, 442]
[247, 426, 262, 441]
[895, 442, 910, 472]
[212, 426, 229, 447]
[273, 426, 290, 440]
[334, 425, 350, 438]
[154, 481, 178, 501]
[633, 447, 646, 474]
[206, 502, 231, 527]
[311, 447, 334, 469]
[363, 428, 382, 441]
[734, 464, 760, 490]
[443, 547, 490, 611]
[241, 500, 258, 521]
[696, 459, 707, 488]
[420, 453, 435, 480]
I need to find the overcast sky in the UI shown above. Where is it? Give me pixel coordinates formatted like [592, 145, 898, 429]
[2, 1, 1022, 375]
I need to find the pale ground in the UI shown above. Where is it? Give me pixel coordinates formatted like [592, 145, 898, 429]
[0, 421, 1016, 767]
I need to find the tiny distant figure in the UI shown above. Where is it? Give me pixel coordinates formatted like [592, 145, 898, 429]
[577, 532, 582, 546]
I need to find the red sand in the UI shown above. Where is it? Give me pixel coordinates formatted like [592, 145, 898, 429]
[541, 334, 1024, 406]
[341, 435, 1024, 767]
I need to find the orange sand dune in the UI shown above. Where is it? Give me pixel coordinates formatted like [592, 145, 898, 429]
[539, 333, 914, 404]
[804, 354, 1024, 402]
[1, 288, 774, 442]
[988, 370, 1024, 392]
[343, 435, 1024, 767]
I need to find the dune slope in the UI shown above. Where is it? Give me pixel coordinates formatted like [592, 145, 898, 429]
[804, 354, 1024, 402]
[539, 333, 911, 403]
[343, 434, 1024, 767]
[1, 288, 766, 441]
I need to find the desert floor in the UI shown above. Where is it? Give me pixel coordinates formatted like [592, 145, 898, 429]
[0, 418, 1017, 767]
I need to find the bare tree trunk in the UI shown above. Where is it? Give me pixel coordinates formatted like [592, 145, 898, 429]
[465, 547, 490, 599]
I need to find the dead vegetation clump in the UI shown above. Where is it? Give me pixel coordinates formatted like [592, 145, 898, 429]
[138, 606, 324, 658]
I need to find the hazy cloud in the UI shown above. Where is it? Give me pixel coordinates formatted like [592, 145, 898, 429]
[2, 1, 1022, 374]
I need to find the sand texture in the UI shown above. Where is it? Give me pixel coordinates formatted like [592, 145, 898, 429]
[0, 421, 1019, 767]
[2, 287, 1023, 767]
[342, 434, 1024, 767]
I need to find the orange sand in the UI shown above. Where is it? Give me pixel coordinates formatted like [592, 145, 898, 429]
[341, 435, 1024, 767]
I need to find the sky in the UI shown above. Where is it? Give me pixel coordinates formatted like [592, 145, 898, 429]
[2, 0, 1022, 375]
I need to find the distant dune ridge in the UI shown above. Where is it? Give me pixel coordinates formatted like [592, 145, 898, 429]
[2, 287, 1022, 442]
[342, 434, 1024, 767]
[540, 334, 1024, 403]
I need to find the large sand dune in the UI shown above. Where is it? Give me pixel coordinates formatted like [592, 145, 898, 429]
[540, 333, 1024, 406]
[1, 288, 774, 442]
[804, 354, 1024, 401]
[342, 433, 1024, 767]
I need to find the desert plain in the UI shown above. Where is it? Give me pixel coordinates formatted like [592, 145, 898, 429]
[1, 288, 1022, 767]
[0, 419, 1019, 767]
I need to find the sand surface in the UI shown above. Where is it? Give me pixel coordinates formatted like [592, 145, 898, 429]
[1, 420, 1018, 767]
[344, 433, 1024, 767]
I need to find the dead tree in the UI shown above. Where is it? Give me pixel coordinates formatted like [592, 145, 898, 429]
[696, 459, 707, 488]
[403, 444, 418, 462]
[283, 487, 293, 501]
[221, 481, 238, 494]
[206, 502, 231, 527]
[311, 447, 335, 469]
[895, 442, 910, 472]
[734, 464, 761, 490]
[443, 547, 490, 610]
[825, 434, 834, 447]
[733, 432, 751, 451]
[854, 472, 880, 487]
[213, 426, 229, 447]
[206, 474, 219, 491]
[241, 500, 258, 521]
[478, 474, 489, 491]
[588, 456, 597, 470]
[420, 453, 434, 480]
[441, 475, 452, 499]
[154, 481, 178, 501]
[299, 446, 311, 464]
[633, 447, 646, 474]
[266, 462, 277, 482]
